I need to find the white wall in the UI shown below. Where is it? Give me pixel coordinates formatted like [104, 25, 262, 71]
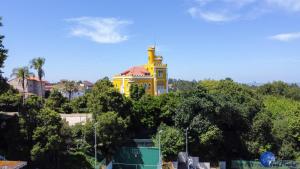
[60, 113, 92, 126]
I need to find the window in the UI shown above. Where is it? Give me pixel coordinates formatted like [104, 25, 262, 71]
[158, 70, 163, 77]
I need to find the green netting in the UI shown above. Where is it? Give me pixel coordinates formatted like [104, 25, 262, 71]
[231, 160, 300, 169]
[113, 147, 159, 169]
[112, 163, 158, 169]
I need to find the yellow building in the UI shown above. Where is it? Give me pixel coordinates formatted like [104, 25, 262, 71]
[113, 46, 168, 96]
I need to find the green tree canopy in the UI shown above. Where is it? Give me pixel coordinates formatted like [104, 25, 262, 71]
[0, 17, 8, 75]
[262, 95, 300, 159]
[30, 108, 72, 169]
[131, 94, 161, 136]
[0, 89, 21, 111]
[45, 89, 67, 113]
[0, 17, 9, 93]
[85, 111, 128, 163]
[129, 83, 145, 101]
[87, 78, 131, 117]
[174, 82, 263, 160]
[258, 81, 300, 100]
[247, 111, 275, 157]
[30, 57, 45, 81]
[61, 80, 79, 101]
[168, 78, 198, 92]
[70, 95, 88, 113]
[157, 92, 181, 126]
[200, 79, 263, 120]
[153, 124, 184, 161]
[30, 57, 45, 97]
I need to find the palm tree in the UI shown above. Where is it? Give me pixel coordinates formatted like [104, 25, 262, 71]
[61, 80, 79, 101]
[11, 66, 34, 102]
[30, 57, 45, 97]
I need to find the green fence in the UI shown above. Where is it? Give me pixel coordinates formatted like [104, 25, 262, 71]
[231, 160, 300, 169]
[112, 147, 160, 169]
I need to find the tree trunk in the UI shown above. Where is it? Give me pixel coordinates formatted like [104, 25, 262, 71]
[22, 78, 25, 104]
[40, 80, 43, 98]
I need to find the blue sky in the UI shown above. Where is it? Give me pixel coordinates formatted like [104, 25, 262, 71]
[1, 0, 300, 83]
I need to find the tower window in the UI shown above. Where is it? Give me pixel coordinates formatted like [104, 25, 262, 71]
[158, 70, 163, 77]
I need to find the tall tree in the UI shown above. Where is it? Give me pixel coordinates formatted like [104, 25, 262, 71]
[30, 108, 65, 169]
[30, 57, 45, 97]
[153, 124, 185, 161]
[61, 80, 79, 101]
[132, 94, 161, 136]
[0, 17, 8, 76]
[0, 17, 9, 93]
[85, 111, 128, 163]
[10, 66, 34, 102]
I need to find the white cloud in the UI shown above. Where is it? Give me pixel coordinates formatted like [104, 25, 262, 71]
[188, 7, 238, 22]
[187, 0, 258, 22]
[269, 32, 300, 42]
[194, 0, 215, 6]
[188, 0, 300, 22]
[66, 17, 132, 44]
[224, 0, 257, 7]
[266, 0, 300, 12]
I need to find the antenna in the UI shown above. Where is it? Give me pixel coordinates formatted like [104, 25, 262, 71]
[153, 34, 157, 49]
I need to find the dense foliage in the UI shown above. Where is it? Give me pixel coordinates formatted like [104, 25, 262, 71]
[129, 83, 145, 101]
[0, 17, 7, 76]
[1, 77, 300, 168]
[153, 124, 184, 161]
[0, 17, 9, 93]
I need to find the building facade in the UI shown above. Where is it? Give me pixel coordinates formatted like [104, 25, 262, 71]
[113, 46, 168, 96]
[8, 77, 45, 97]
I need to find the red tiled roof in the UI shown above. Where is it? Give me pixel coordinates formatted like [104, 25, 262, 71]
[45, 85, 53, 91]
[8, 77, 46, 83]
[44, 81, 55, 91]
[121, 66, 150, 76]
[27, 76, 45, 82]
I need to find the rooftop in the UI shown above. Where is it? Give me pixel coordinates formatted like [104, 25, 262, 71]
[27, 76, 45, 82]
[120, 66, 150, 76]
[8, 76, 46, 83]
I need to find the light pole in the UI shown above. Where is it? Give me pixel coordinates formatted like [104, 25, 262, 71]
[94, 122, 98, 169]
[158, 130, 163, 169]
[185, 128, 189, 169]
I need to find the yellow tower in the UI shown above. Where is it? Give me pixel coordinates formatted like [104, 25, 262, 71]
[148, 47, 155, 65]
[113, 46, 168, 96]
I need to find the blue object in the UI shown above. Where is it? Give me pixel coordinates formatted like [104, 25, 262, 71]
[260, 152, 275, 167]
[0, 155, 5, 160]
